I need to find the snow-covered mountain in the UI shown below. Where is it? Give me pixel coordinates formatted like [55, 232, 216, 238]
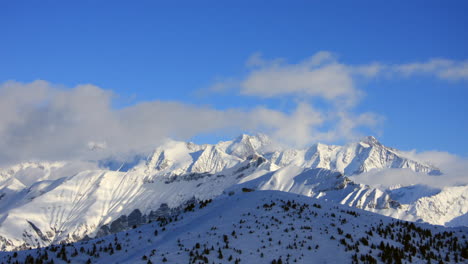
[0, 134, 465, 251]
[113, 134, 440, 177]
[264, 135, 440, 175]
[1, 190, 467, 263]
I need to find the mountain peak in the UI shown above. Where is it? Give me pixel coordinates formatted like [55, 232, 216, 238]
[360, 135, 380, 145]
[225, 133, 270, 159]
[234, 134, 253, 143]
[234, 133, 269, 143]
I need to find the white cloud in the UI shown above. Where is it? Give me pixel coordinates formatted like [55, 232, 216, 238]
[394, 59, 468, 80]
[0, 81, 240, 164]
[206, 51, 467, 150]
[239, 52, 361, 107]
[9, 53, 465, 165]
[247, 103, 324, 147]
[208, 51, 391, 108]
[402, 150, 468, 183]
[0, 80, 380, 165]
[210, 52, 468, 102]
[351, 150, 468, 188]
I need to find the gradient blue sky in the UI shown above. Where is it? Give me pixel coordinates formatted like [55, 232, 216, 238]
[1, 0, 467, 158]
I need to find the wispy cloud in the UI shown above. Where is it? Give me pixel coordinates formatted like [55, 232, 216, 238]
[393, 58, 468, 80]
[209, 52, 468, 101]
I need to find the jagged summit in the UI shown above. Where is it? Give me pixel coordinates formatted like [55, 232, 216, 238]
[360, 135, 380, 145]
[222, 133, 271, 158]
[232, 133, 269, 143]
[138, 133, 440, 176]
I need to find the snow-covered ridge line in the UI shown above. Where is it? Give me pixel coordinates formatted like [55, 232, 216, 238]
[135, 134, 440, 177]
[0, 134, 463, 251]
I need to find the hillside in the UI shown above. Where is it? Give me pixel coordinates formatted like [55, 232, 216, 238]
[0, 190, 466, 264]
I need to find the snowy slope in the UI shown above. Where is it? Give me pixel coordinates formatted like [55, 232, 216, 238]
[0, 190, 467, 264]
[410, 185, 468, 226]
[0, 134, 464, 252]
[0, 154, 276, 250]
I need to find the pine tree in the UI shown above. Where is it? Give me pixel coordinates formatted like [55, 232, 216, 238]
[462, 246, 468, 259]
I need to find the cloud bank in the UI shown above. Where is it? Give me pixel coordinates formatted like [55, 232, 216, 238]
[0, 80, 378, 165]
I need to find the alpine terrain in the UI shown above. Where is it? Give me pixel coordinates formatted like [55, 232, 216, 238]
[0, 135, 466, 263]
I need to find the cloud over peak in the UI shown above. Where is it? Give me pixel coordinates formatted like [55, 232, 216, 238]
[0, 80, 379, 165]
[4, 52, 465, 165]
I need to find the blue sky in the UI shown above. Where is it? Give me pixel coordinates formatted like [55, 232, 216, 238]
[1, 0, 467, 162]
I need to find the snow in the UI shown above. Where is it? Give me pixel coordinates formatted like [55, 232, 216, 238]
[0, 134, 465, 251]
[1, 190, 466, 263]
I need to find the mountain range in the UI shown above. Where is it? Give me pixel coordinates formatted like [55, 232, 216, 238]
[0, 134, 466, 253]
